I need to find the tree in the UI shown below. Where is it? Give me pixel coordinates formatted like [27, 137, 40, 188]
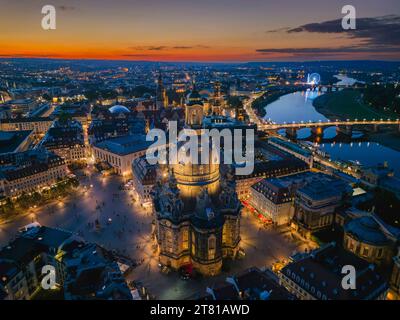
[42, 93, 52, 101]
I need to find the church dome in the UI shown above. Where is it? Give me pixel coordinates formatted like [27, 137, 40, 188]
[109, 105, 130, 114]
[344, 216, 390, 246]
[187, 87, 203, 106]
[173, 130, 220, 203]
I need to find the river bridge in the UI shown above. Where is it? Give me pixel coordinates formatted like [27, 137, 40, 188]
[259, 119, 400, 137]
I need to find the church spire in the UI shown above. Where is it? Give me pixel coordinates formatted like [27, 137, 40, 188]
[156, 70, 167, 109]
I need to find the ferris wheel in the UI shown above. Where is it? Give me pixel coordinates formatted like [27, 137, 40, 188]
[307, 73, 321, 85]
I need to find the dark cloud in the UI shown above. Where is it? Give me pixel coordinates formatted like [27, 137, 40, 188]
[173, 46, 193, 49]
[285, 15, 400, 46]
[146, 46, 167, 51]
[262, 15, 400, 58]
[256, 46, 400, 54]
[129, 45, 210, 51]
[129, 46, 167, 51]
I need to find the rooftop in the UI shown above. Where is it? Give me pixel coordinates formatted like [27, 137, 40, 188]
[0, 130, 31, 154]
[234, 158, 308, 179]
[0, 117, 53, 123]
[281, 243, 388, 300]
[109, 105, 130, 114]
[344, 216, 392, 246]
[297, 176, 350, 201]
[268, 137, 312, 158]
[199, 267, 294, 300]
[94, 134, 152, 156]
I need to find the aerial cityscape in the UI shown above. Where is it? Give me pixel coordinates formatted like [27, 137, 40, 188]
[1, 0, 400, 307]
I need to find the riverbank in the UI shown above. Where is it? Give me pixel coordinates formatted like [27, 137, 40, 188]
[313, 89, 400, 151]
[252, 87, 298, 118]
[312, 89, 398, 121]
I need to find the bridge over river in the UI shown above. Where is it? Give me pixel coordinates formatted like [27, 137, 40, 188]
[259, 118, 400, 137]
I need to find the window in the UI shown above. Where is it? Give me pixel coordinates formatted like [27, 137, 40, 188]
[191, 232, 196, 255]
[182, 229, 189, 250]
[208, 235, 216, 260]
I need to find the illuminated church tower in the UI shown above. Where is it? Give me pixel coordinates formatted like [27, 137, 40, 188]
[156, 72, 168, 109]
[153, 86, 241, 276]
[211, 81, 224, 115]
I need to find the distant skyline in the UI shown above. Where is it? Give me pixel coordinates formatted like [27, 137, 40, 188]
[1, 0, 400, 62]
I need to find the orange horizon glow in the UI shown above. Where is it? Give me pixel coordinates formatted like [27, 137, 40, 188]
[1, 1, 399, 62]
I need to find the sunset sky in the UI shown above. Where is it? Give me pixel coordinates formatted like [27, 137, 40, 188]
[1, 0, 399, 62]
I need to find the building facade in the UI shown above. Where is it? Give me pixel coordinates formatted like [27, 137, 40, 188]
[38, 120, 86, 164]
[0, 150, 68, 198]
[292, 177, 351, 239]
[250, 178, 294, 226]
[131, 156, 157, 206]
[343, 216, 395, 266]
[0, 117, 54, 135]
[92, 135, 152, 176]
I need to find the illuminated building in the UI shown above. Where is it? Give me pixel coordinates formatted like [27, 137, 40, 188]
[88, 105, 146, 144]
[156, 72, 168, 109]
[234, 158, 309, 199]
[0, 150, 68, 198]
[291, 176, 352, 239]
[92, 135, 152, 176]
[0, 117, 54, 135]
[249, 172, 342, 226]
[172, 80, 186, 94]
[153, 87, 241, 276]
[279, 242, 388, 300]
[210, 81, 224, 115]
[343, 216, 395, 266]
[131, 156, 157, 206]
[38, 119, 86, 164]
[53, 102, 90, 127]
[250, 178, 294, 226]
[3, 99, 36, 116]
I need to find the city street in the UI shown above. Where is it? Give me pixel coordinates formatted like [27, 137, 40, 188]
[0, 167, 303, 300]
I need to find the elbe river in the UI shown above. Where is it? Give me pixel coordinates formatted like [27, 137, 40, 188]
[263, 75, 400, 175]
